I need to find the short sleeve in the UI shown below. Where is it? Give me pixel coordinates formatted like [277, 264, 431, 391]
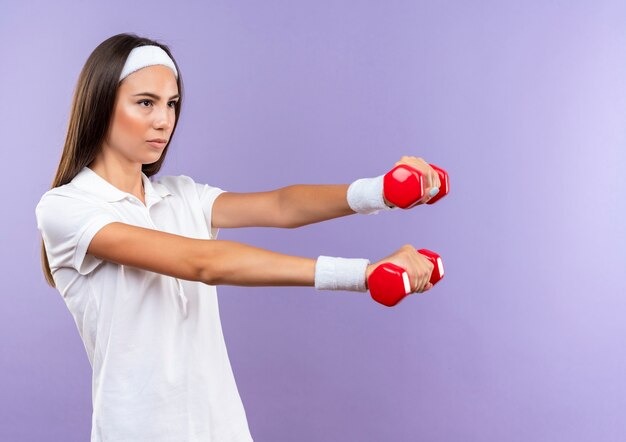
[193, 181, 227, 240]
[35, 193, 119, 275]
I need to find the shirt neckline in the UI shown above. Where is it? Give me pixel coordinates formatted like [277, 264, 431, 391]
[71, 165, 172, 207]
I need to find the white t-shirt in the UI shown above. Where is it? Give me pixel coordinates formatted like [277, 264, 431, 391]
[35, 165, 254, 442]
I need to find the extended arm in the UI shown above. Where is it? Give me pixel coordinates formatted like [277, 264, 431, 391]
[211, 182, 393, 230]
[279, 184, 353, 228]
[200, 239, 372, 290]
[199, 239, 317, 286]
[278, 184, 393, 228]
[86, 222, 370, 289]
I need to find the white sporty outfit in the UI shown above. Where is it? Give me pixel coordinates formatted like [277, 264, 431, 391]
[35, 166, 254, 441]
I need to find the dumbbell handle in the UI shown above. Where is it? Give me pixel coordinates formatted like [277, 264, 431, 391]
[384, 163, 450, 209]
[367, 249, 445, 307]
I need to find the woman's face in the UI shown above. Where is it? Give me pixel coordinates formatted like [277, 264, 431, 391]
[104, 65, 179, 165]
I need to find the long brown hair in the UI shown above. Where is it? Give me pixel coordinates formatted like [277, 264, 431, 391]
[39, 33, 185, 288]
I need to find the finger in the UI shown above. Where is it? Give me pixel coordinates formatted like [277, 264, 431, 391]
[415, 279, 423, 294]
[413, 271, 425, 294]
[429, 169, 441, 192]
[415, 280, 423, 294]
[421, 261, 434, 292]
[420, 271, 429, 293]
[412, 276, 420, 294]
[424, 273, 433, 291]
[420, 187, 438, 204]
[427, 167, 439, 189]
[416, 271, 425, 293]
[422, 170, 437, 199]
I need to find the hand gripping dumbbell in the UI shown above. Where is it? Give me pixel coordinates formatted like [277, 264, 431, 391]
[367, 249, 445, 307]
[384, 164, 450, 209]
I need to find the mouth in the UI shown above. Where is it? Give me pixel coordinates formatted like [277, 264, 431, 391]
[147, 140, 167, 149]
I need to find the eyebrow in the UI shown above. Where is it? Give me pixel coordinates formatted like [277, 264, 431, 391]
[133, 92, 180, 100]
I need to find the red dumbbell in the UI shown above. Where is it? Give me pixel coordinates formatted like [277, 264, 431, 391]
[367, 249, 445, 307]
[384, 163, 450, 209]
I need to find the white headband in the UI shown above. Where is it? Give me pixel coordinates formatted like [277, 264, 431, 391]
[119, 45, 179, 82]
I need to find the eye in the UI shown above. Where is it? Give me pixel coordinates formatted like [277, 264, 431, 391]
[138, 99, 178, 108]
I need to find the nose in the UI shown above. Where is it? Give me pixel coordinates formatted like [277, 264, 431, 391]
[153, 104, 174, 129]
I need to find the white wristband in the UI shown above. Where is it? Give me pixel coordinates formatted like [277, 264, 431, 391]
[314, 256, 371, 292]
[347, 174, 397, 215]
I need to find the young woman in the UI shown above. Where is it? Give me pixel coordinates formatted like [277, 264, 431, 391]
[35, 33, 441, 442]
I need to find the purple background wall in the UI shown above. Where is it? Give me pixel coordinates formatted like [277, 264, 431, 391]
[2, 1, 625, 440]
